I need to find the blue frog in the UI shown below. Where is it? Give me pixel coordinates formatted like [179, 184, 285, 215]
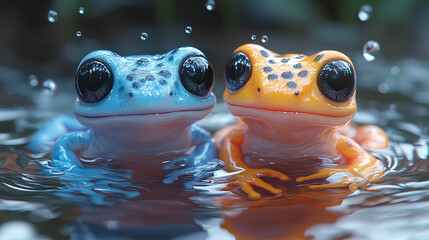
[28, 47, 220, 185]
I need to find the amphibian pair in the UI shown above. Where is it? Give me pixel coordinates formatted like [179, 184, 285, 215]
[28, 44, 388, 199]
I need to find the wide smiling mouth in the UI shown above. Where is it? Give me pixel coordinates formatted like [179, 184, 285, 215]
[224, 101, 353, 118]
[75, 104, 215, 119]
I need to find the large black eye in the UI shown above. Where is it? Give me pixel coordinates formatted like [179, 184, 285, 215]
[224, 52, 251, 91]
[75, 59, 114, 103]
[317, 60, 356, 103]
[179, 55, 214, 96]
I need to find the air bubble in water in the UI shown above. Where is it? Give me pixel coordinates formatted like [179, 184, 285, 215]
[358, 4, 373, 22]
[28, 75, 38, 87]
[47, 10, 58, 23]
[140, 32, 148, 40]
[205, 0, 216, 11]
[76, 31, 82, 37]
[78, 7, 85, 15]
[261, 35, 268, 43]
[363, 40, 380, 61]
[251, 35, 256, 40]
[43, 79, 56, 96]
[185, 26, 192, 34]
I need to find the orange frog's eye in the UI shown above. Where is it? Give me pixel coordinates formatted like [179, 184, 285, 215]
[224, 52, 252, 91]
[317, 60, 356, 103]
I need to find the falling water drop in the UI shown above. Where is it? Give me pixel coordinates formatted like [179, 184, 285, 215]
[358, 4, 373, 22]
[261, 35, 268, 43]
[28, 75, 38, 87]
[78, 7, 85, 15]
[140, 32, 148, 40]
[47, 10, 58, 23]
[76, 31, 82, 37]
[185, 26, 192, 34]
[205, 0, 216, 11]
[251, 35, 256, 41]
[43, 79, 57, 96]
[363, 40, 380, 61]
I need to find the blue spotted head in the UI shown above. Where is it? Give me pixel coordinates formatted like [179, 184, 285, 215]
[73, 47, 216, 128]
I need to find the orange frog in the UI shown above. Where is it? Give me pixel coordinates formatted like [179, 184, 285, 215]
[215, 44, 388, 200]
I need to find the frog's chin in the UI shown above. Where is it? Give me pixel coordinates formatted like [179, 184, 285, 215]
[225, 102, 354, 128]
[74, 104, 215, 128]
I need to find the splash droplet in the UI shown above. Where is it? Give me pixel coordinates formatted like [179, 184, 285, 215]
[251, 35, 256, 41]
[28, 74, 38, 87]
[47, 10, 58, 23]
[390, 65, 400, 75]
[76, 31, 82, 37]
[358, 4, 373, 22]
[261, 35, 268, 43]
[78, 7, 85, 15]
[43, 79, 57, 96]
[377, 82, 389, 94]
[363, 40, 380, 61]
[140, 32, 148, 40]
[205, 0, 216, 11]
[185, 26, 192, 34]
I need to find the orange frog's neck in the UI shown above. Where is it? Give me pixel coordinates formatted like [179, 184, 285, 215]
[241, 117, 340, 161]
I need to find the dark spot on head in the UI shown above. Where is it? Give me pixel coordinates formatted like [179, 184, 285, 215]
[174, 81, 178, 86]
[268, 73, 278, 80]
[128, 92, 133, 98]
[168, 56, 174, 62]
[156, 63, 164, 68]
[295, 91, 299, 96]
[268, 59, 275, 64]
[314, 54, 324, 62]
[145, 75, 155, 81]
[169, 91, 173, 96]
[257, 87, 260, 92]
[281, 71, 294, 80]
[132, 81, 142, 89]
[158, 70, 172, 78]
[126, 73, 135, 81]
[112, 52, 120, 57]
[136, 58, 149, 66]
[171, 49, 179, 54]
[263, 66, 272, 73]
[281, 58, 290, 63]
[260, 50, 269, 57]
[295, 56, 304, 59]
[298, 70, 308, 78]
[293, 63, 302, 69]
[119, 86, 124, 92]
[159, 79, 167, 85]
[287, 81, 297, 89]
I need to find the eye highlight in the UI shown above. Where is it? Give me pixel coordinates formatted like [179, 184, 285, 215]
[317, 60, 356, 103]
[75, 59, 114, 103]
[179, 55, 214, 97]
[224, 52, 252, 91]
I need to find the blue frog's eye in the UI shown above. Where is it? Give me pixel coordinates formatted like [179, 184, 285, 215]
[75, 59, 114, 103]
[224, 52, 251, 91]
[317, 60, 356, 103]
[179, 55, 214, 97]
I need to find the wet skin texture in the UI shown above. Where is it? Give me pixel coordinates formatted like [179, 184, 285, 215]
[215, 44, 388, 200]
[28, 47, 219, 184]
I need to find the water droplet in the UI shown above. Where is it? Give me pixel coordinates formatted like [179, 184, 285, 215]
[390, 65, 400, 75]
[28, 74, 38, 87]
[76, 31, 82, 37]
[251, 35, 256, 41]
[377, 82, 389, 94]
[47, 10, 58, 23]
[205, 0, 216, 11]
[185, 26, 192, 34]
[42, 79, 56, 96]
[261, 35, 268, 43]
[78, 7, 85, 15]
[140, 32, 148, 40]
[358, 4, 373, 22]
[363, 40, 380, 61]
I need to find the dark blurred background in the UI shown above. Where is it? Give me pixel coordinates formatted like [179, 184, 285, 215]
[0, 0, 428, 100]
